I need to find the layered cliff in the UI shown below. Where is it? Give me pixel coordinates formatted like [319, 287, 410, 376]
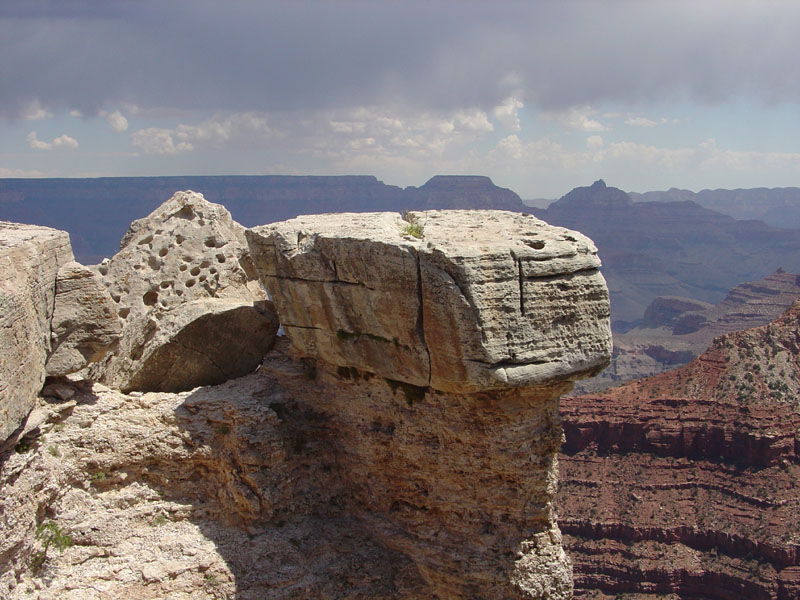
[558, 302, 800, 599]
[0, 199, 612, 599]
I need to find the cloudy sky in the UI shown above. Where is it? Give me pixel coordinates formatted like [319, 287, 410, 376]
[2, 0, 800, 199]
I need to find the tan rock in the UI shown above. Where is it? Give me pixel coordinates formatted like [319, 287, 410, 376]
[46, 261, 122, 377]
[0, 222, 72, 440]
[120, 299, 279, 393]
[246, 209, 611, 393]
[90, 191, 275, 391]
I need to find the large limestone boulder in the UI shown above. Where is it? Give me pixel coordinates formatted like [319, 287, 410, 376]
[90, 191, 277, 391]
[247, 210, 612, 393]
[1, 223, 120, 442]
[0, 223, 72, 440]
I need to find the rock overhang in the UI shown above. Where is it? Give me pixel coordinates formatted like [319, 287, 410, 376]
[246, 210, 612, 393]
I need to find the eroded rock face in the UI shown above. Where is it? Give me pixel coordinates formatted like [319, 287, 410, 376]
[247, 210, 611, 393]
[559, 302, 800, 599]
[46, 261, 122, 377]
[90, 191, 276, 392]
[0, 222, 72, 440]
[248, 210, 612, 599]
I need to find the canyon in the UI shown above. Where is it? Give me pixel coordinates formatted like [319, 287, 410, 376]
[0, 192, 611, 599]
[558, 301, 800, 599]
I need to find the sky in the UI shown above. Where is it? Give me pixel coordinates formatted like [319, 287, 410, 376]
[2, 0, 800, 199]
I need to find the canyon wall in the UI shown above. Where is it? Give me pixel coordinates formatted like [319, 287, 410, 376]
[558, 302, 800, 599]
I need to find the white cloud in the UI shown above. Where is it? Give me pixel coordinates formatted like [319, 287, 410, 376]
[131, 112, 271, 155]
[624, 116, 658, 127]
[108, 110, 128, 132]
[26, 132, 79, 150]
[21, 99, 52, 121]
[492, 96, 524, 132]
[586, 135, 604, 149]
[0, 167, 45, 177]
[541, 106, 609, 132]
[69, 109, 83, 118]
[131, 128, 194, 154]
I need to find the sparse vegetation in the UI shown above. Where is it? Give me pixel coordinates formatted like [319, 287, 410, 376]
[399, 210, 424, 239]
[32, 521, 73, 571]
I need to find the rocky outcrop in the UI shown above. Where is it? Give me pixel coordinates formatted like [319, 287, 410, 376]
[558, 302, 800, 599]
[247, 210, 610, 393]
[0, 223, 118, 442]
[45, 262, 121, 377]
[1, 206, 612, 599]
[0, 368, 425, 599]
[89, 191, 277, 392]
[248, 210, 612, 598]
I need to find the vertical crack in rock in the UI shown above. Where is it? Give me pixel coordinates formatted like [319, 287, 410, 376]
[515, 252, 526, 317]
[414, 248, 432, 385]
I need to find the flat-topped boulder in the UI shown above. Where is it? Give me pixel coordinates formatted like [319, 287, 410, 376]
[246, 210, 611, 393]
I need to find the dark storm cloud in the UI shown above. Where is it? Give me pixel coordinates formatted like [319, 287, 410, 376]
[3, 0, 800, 118]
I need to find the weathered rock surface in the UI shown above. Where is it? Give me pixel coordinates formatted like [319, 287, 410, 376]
[0, 222, 71, 440]
[45, 261, 121, 377]
[2, 207, 612, 599]
[1, 223, 117, 441]
[0, 368, 426, 599]
[247, 209, 612, 598]
[558, 302, 800, 599]
[90, 191, 276, 392]
[247, 210, 611, 393]
[122, 299, 279, 392]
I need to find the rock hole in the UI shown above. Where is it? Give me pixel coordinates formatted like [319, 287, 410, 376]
[98, 265, 108, 276]
[176, 234, 185, 245]
[200, 260, 211, 268]
[186, 279, 196, 288]
[179, 264, 188, 272]
[205, 237, 218, 248]
[143, 290, 159, 306]
[524, 239, 546, 250]
[179, 205, 195, 219]
[118, 307, 130, 319]
[176, 289, 184, 296]
[209, 267, 217, 274]
[147, 256, 160, 270]
[199, 275, 207, 282]
[160, 281, 171, 289]
[159, 247, 168, 257]
[112, 294, 121, 303]
[138, 234, 154, 246]
[190, 266, 201, 276]
[182, 255, 193, 262]
[216, 253, 226, 263]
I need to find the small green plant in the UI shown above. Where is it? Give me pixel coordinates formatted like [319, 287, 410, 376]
[399, 210, 424, 239]
[152, 514, 168, 526]
[14, 440, 30, 453]
[47, 445, 60, 457]
[91, 471, 107, 484]
[32, 521, 73, 571]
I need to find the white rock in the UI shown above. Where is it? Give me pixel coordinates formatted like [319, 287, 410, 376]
[246, 210, 612, 392]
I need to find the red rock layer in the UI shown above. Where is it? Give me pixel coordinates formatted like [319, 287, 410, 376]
[558, 302, 800, 599]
